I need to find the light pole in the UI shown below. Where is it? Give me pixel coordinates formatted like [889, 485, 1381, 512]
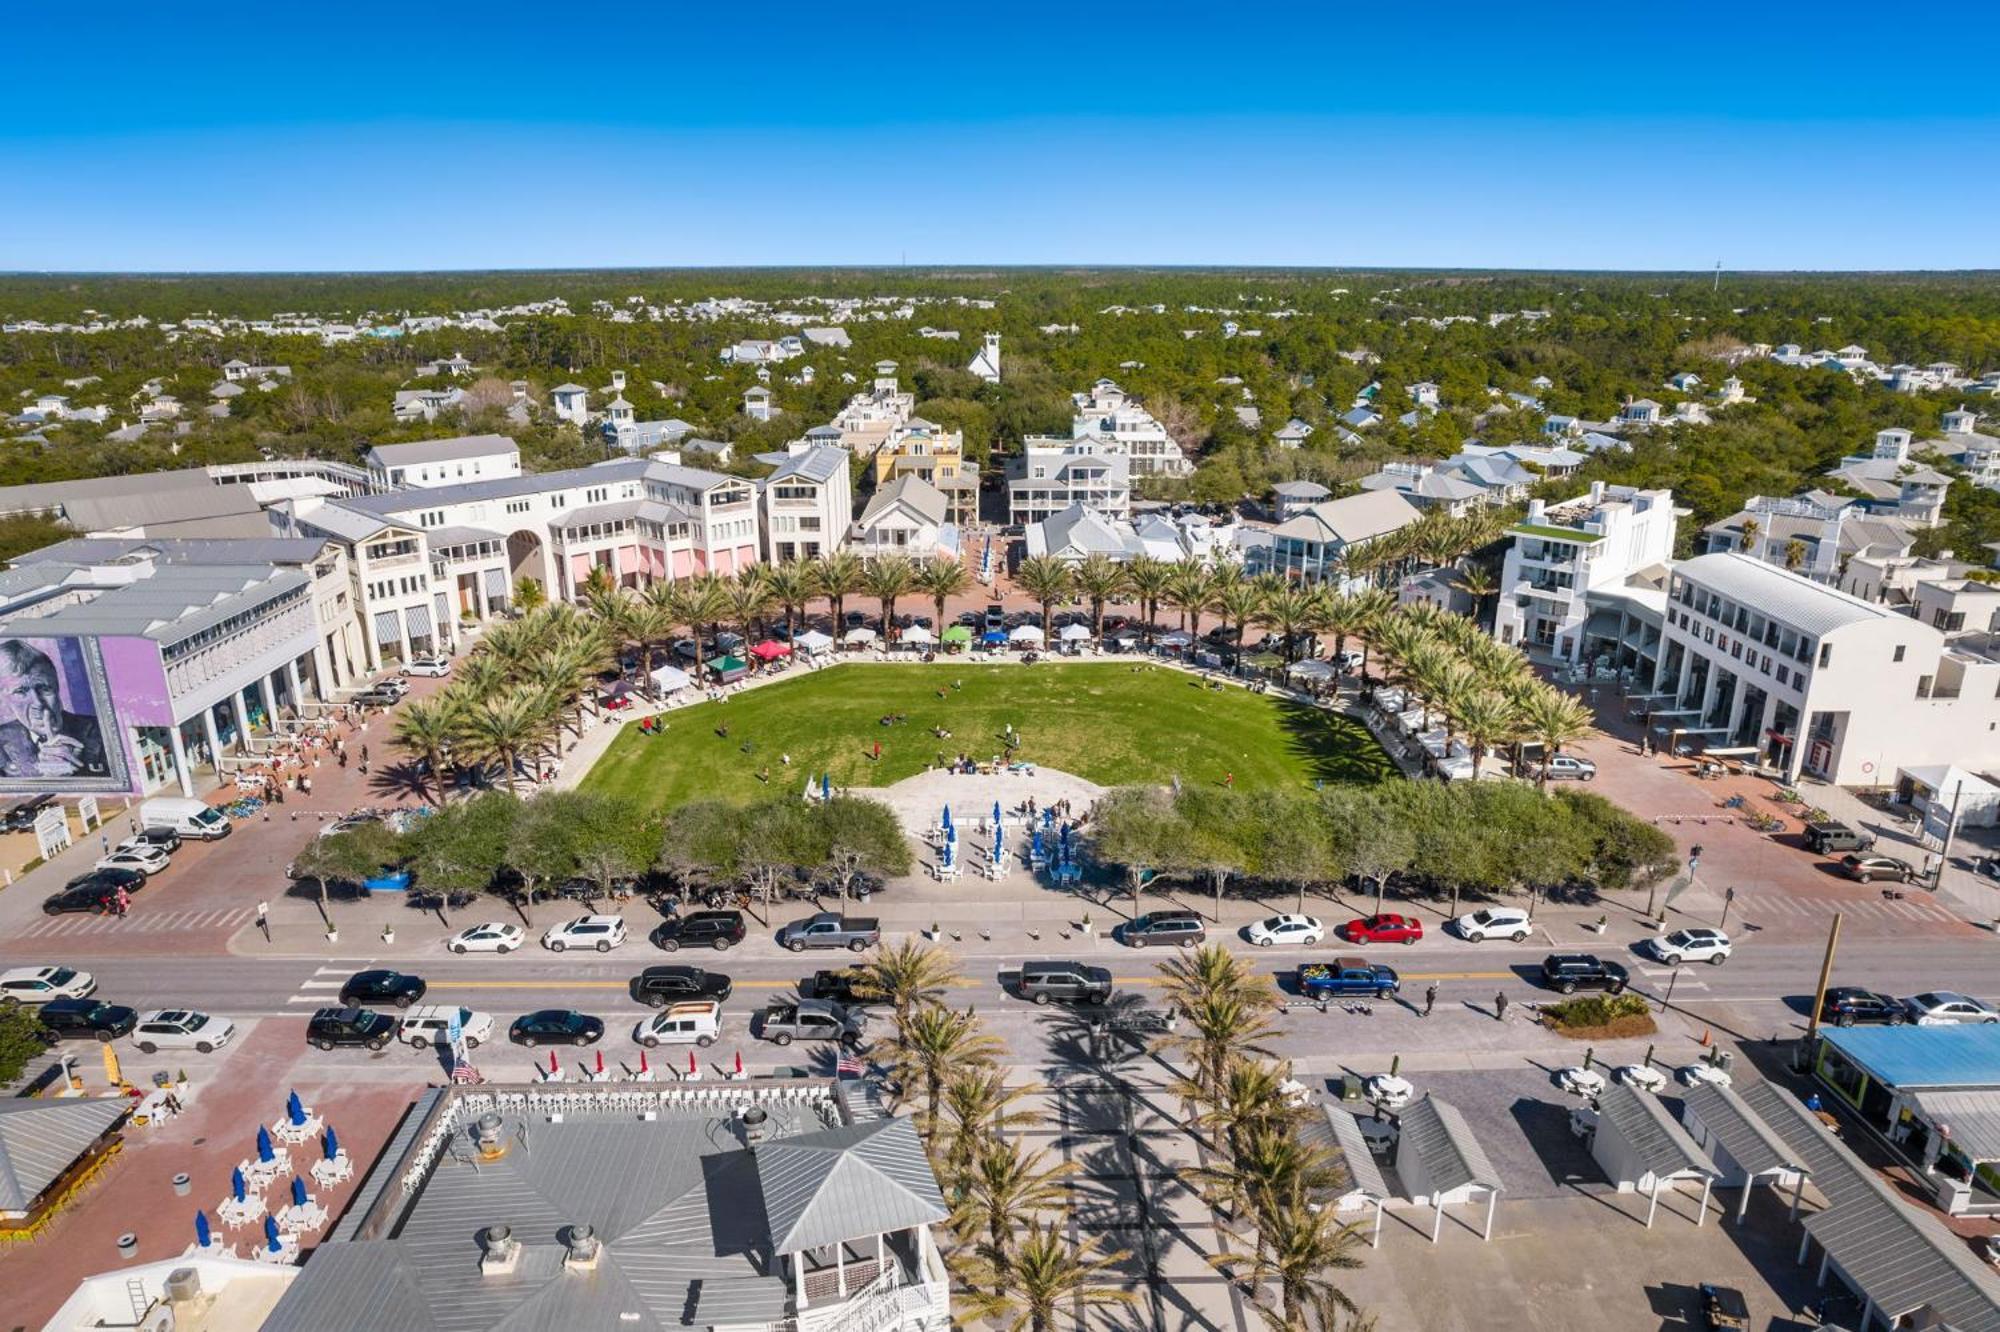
[1659, 963, 1685, 1013]
[1719, 885, 1736, 931]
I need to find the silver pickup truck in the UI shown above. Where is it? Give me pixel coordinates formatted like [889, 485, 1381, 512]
[776, 912, 881, 953]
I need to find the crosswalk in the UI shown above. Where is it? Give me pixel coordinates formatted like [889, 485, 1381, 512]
[1747, 893, 1959, 924]
[15, 906, 253, 939]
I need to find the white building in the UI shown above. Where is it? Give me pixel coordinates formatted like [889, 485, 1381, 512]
[851, 474, 955, 559]
[549, 383, 589, 424]
[1493, 483, 1678, 663]
[364, 435, 522, 491]
[761, 444, 851, 563]
[744, 386, 777, 422]
[1253, 489, 1424, 588]
[1008, 438, 1132, 525]
[1701, 491, 1916, 583]
[967, 331, 1001, 383]
[1829, 429, 1951, 526]
[1067, 378, 1192, 477]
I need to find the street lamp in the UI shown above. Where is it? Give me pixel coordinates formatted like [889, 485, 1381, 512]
[1720, 885, 1736, 931]
[1659, 963, 1685, 1013]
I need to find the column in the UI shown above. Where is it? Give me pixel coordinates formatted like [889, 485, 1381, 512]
[232, 689, 253, 753]
[1723, 683, 1751, 744]
[363, 617, 382, 674]
[168, 724, 194, 798]
[475, 571, 491, 621]
[285, 659, 305, 711]
[397, 609, 413, 666]
[1697, 666, 1722, 728]
[313, 641, 337, 695]
[1755, 692, 1779, 763]
[201, 706, 223, 771]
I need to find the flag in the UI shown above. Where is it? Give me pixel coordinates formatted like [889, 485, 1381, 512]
[836, 1052, 864, 1078]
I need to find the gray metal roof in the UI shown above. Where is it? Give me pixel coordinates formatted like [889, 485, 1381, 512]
[1594, 1083, 1717, 1181]
[1298, 1105, 1389, 1202]
[1907, 1090, 2000, 1163]
[0, 1096, 127, 1211]
[755, 1116, 948, 1256]
[19, 536, 331, 568]
[859, 474, 947, 529]
[1680, 1081, 1807, 1177]
[0, 565, 309, 646]
[367, 434, 520, 467]
[1675, 552, 1900, 638]
[426, 525, 506, 549]
[767, 444, 849, 485]
[1742, 1080, 2000, 1331]
[1395, 1095, 1502, 1197]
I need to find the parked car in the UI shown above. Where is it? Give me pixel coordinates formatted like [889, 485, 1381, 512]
[1530, 753, 1597, 781]
[339, 969, 426, 1009]
[630, 965, 733, 1008]
[398, 1005, 494, 1049]
[1297, 959, 1400, 1000]
[0, 966, 96, 1004]
[306, 1007, 397, 1051]
[1332, 650, 1365, 673]
[1452, 906, 1532, 942]
[1539, 954, 1629, 995]
[1804, 820, 1875, 854]
[42, 881, 125, 916]
[776, 912, 880, 953]
[1341, 913, 1424, 945]
[350, 687, 404, 708]
[132, 1009, 237, 1054]
[1245, 914, 1324, 947]
[1838, 853, 1914, 884]
[68, 867, 146, 896]
[1118, 911, 1207, 948]
[401, 655, 452, 678]
[651, 910, 746, 952]
[445, 922, 524, 955]
[116, 827, 181, 856]
[509, 1009, 604, 1047]
[757, 999, 865, 1048]
[799, 967, 878, 1006]
[634, 1001, 722, 1048]
[1649, 927, 1733, 966]
[36, 998, 137, 1043]
[1818, 986, 1906, 1027]
[1904, 991, 2000, 1025]
[95, 845, 170, 877]
[2, 795, 53, 832]
[542, 914, 628, 953]
[1015, 961, 1114, 1006]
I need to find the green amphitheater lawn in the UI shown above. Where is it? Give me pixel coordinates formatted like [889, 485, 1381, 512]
[583, 662, 1392, 812]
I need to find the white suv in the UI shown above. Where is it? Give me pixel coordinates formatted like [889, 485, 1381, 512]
[402, 655, 452, 678]
[542, 915, 628, 953]
[634, 1001, 722, 1049]
[1650, 927, 1732, 966]
[1452, 907, 1531, 942]
[399, 1005, 495, 1050]
[0, 966, 96, 1003]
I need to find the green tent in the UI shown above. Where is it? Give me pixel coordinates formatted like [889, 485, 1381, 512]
[708, 655, 749, 680]
[941, 625, 974, 644]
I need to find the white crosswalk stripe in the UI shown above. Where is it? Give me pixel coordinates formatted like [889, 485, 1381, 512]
[1742, 893, 1954, 925]
[284, 962, 378, 1007]
[14, 907, 252, 938]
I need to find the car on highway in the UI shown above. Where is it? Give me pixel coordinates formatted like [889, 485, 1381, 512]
[398, 1005, 494, 1049]
[36, 998, 138, 1043]
[1837, 853, 1915, 884]
[542, 914, 628, 953]
[756, 999, 865, 1048]
[132, 1009, 237, 1054]
[1818, 986, 1906, 1027]
[339, 969, 427, 1009]
[42, 881, 126, 916]
[0, 966, 96, 1004]
[1903, 991, 1999, 1025]
[1452, 906, 1532, 942]
[650, 910, 746, 952]
[305, 1007, 398, 1051]
[1341, 913, 1425, 945]
[630, 965, 733, 1009]
[401, 655, 452, 677]
[1539, 954, 1629, 995]
[95, 844, 171, 877]
[1649, 927, 1733, 966]
[1297, 959, 1400, 1000]
[1245, 914, 1324, 947]
[776, 912, 880, 953]
[1118, 910, 1207, 948]
[445, 922, 524, 955]
[634, 1001, 722, 1048]
[509, 1009, 604, 1047]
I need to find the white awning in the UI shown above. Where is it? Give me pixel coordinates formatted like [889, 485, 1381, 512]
[901, 624, 936, 644]
[795, 630, 834, 653]
[649, 664, 692, 692]
[1059, 623, 1093, 641]
[1010, 624, 1045, 642]
[1289, 659, 1336, 679]
[843, 626, 878, 644]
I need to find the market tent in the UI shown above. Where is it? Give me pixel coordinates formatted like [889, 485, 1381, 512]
[1289, 659, 1337, 680]
[708, 655, 749, 681]
[649, 664, 692, 692]
[901, 624, 936, 644]
[843, 626, 879, 645]
[1059, 623, 1093, 642]
[749, 640, 792, 661]
[1010, 624, 1045, 642]
[1158, 630, 1193, 648]
[981, 630, 1008, 645]
[941, 625, 973, 644]
[794, 630, 834, 654]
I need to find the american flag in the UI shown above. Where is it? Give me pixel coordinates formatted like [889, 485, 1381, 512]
[836, 1052, 864, 1079]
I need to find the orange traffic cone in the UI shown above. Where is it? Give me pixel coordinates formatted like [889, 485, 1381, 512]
[1698, 1026, 1712, 1048]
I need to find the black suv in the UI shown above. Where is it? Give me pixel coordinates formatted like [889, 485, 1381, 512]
[800, 967, 877, 1006]
[339, 969, 427, 1009]
[306, 1007, 398, 1051]
[1017, 961, 1114, 1005]
[1820, 986, 1906, 1027]
[1121, 911, 1207, 948]
[38, 998, 138, 1043]
[631, 965, 733, 1009]
[1540, 954, 1630, 995]
[652, 911, 746, 952]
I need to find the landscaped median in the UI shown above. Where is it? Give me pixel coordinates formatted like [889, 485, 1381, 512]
[1538, 992, 1658, 1040]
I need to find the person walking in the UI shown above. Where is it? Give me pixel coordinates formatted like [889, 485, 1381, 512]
[1423, 983, 1437, 1018]
[1493, 991, 1509, 1022]
[1223, 771, 1234, 788]
[256, 900, 269, 942]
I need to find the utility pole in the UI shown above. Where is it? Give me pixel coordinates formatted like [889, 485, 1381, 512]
[1803, 912, 1844, 1049]
[1713, 260, 1721, 294]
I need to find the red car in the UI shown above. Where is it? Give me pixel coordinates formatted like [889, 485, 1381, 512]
[1342, 913, 1424, 945]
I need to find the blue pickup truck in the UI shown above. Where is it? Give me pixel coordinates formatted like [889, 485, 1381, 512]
[1297, 958, 1400, 1000]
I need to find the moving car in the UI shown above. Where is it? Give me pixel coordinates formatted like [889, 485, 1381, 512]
[1119, 911, 1207, 948]
[1246, 914, 1324, 947]
[509, 1009, 604, 1047]
[1804, 820, 1875, 854]
[1341, 913, 1424, 945]
[799, 967, 877, 1006]
[398, 1005, 494, 1049]
[445, 922, 524, 955]
[1015, 961, 1113, 1006]
[132, 1009, 237, 1054]
[37, 998, 137, 1043]
[1531, 753, 1597, 781]
[1452, 906, 1532, 942]
[630, 965, 733, 1008]
[401, 655, 452, 677]
[1904, 991, 2000, 1025]
[651, 910, 746, 952]
[541, 914, 628, 953]
[95, 845, 170, 877]
[634, 1001, 722, 1048]
[1539, 954, 1629, 995]
[339, 969, 427, 1009]
[1819, 986, 1905, 1027]
[42, 881, 125, 916]
[1297, 959, 1400, 1000]
[776, 912, 880, 953]
[1649, 927, 1732, 966]
[757, 999, 865, 1047]
[0, 966, 96, 1003]
[1838, 853, 1914, 884]
[306, 1007, 398, 1051]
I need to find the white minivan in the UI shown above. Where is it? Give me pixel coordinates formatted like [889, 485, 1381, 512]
[137, 797, 233, 841]
[633, 1001, 722, 1049]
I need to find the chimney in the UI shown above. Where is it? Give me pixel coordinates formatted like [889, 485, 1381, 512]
[563, 1224, 601, 1272]
[1526, 499, 1546, 525]
[481, 1224, 521, 1276]
[738, 1105, 773, 1149]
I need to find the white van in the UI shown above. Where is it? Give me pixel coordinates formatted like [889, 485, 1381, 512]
[633, 1001, 722, 1049]
[137, 797, 232, 841]
[398, 1005, 493, 1050]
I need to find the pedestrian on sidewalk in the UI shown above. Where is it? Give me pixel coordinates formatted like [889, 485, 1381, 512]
[257, 900, 269, 942]
[1423, 983, 1437, 1017]
[1493, 992, 1509, 1022]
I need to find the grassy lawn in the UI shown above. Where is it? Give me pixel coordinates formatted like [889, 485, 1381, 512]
[583, 663, 1392, 812]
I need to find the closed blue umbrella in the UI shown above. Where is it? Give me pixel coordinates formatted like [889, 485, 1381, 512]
[821, 772, 831, 801]
[992, 800, 1002, 828]
[291, 1176, 308, 1207]
[231, 1166, 247, 1202]
[195, 1210, 212, 1249]
[1032, 828, 1044, 863]
[264, 1214, 281, 1252]
[286, 1090, 305, 1126]
[941, 804, 952, 833]
[323, 1125, 340, 1160]
[940, 830, 954, 870]
[993, 824, 1003, 865]
[256, 1125, 274, 1163]
[1043, 806, 1055, 829]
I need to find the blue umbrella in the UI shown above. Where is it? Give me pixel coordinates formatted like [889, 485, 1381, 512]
[195, 1210, 212, 1249]
[982, 629, 1006, 644]
[821, 772, 831, 801]
[941, 804, 953, 833]
[231, 1165, 247, 1201]
[1043, 806, 1055, 829]
[323, 1125, 340, 1160]
[291, 1176, 307, 1207]
[1032, 828, 1044, 863]
[286, 1090, 305, 1126]
[993, 824, 1003, 864]
[263, 1214, 281, 1252]
[992, 800, 1002, 828]
[256, 1125, 274, 1163]
[940, 831, 954, 870]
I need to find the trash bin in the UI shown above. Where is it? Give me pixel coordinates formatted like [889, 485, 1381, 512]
[172, 1172, 192, 1197]
[1715, 1050, 1735, 1073]
[117, 1232, 139, 1260]
[1337, 1075, 1363, 1102]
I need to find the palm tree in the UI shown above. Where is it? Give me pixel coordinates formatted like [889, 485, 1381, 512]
[727, 568, 774, 643]
[622, 598, 674, 692]
[1013, 554, 1074, 643]
[1256, 584, 1319, 663]
[762, 561, 814, 643]
[811, 550, 864, 629]
[453, 688, 550, 795]
[1156, 945, 1280, 1101]
[1784, 537, 1809, 572]
[1200, 1123, 1334, 1228]
[915, 556, 971, 633]
[1164, 562, 1217, 637]
[1215, 581, 1266, 668]
[1455, 565, 1498, 629]
[673, 574, 732, 681]
[950, 1137, 1074, 1262]
[453, 652, 511, 703]
[511, 576, 547, 613]
[1213, 1181, 1364, 1332]
[1122, 556, 1173, 646]
[1069, 553, 1127, 643]
[866, 938, 961, 1027]
[957, 1222, 1135, 1332]
[1343, 587, 1396, 680]
[1455, 688, 1520, 781]
[862, 555, 917, 640]
[1521, 686, 1595, 790]
[1738, 515, 1761, 554]
[882, 1005, 1004, 1130]
[390, 694, 461, 804]
[939, 1070, 1043, 1178]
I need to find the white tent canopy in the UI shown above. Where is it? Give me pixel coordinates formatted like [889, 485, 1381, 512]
[649, 664, 693, 693]
[1158, 630, 1193, 648]
[1289, 659, 1336, 680]
[1010, 624, 1045, 642]
[1059, 623, 1093, 641]
[794, 629, 834, 653]
[901, 624, 936, 644]
[843, 626, 879, 644]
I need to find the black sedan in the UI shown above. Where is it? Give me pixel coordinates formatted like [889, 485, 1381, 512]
[38, 998, 138, 1042]
[509, 1009, 604, 1047]
[43, 882, 126, 916]
[67, 867, 146, 896]
[339, 969, 427, 1009]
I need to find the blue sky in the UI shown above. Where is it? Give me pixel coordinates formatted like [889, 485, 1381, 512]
[4, 2, 1996, 271]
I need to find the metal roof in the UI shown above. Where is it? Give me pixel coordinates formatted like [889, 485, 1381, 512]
[21, 536, 331, 568]
[1680, 1081, 1807, 1177]
[1593, 1083, 1717, 1181]
[1675, 552, 1900, 638]
[0, 565, 309, 646]
[1298, 1105, 1390, 1202]
[767, 444, 849, 485]
[366, 434, 520, 467]
[1820, 1024, 2000, 1091]
[0, 1096, 127, 1211]
[859, 474, 947, 529]
[1395, 1094, 1503, 1197]
[755, 1115, 948, 1256]
[1907, 1090, 2000, 1162]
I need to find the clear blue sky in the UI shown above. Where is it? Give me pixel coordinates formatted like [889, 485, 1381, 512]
[5, 2, 1996, 272]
